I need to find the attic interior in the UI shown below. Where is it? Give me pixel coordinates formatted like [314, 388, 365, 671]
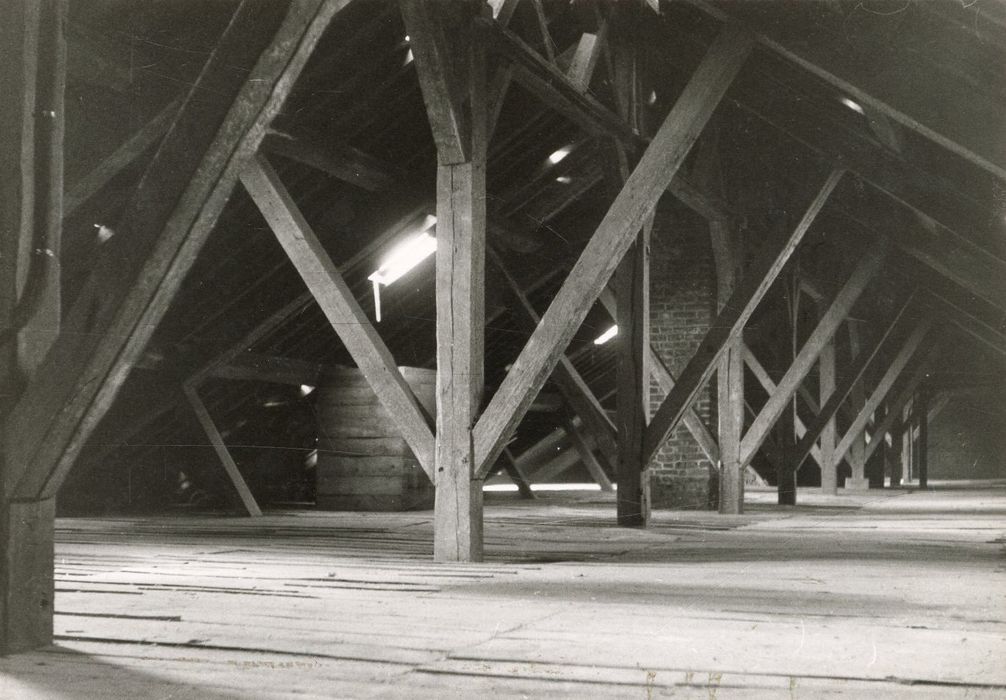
[1, 0, 1004, 696]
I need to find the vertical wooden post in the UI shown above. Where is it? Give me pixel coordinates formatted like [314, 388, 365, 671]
[615, 224, 651, 525]
[710, 212, 745, 514]
[845, 322, 869, 489]
[901, 402, 912, 485]
[917, 386, 929, 489]
[819, 340, 837, 495]
[434, 157, 486, 561]
[718, 341, 745, 512]
[403, 1, 488, 560]
[609, 10, 651, 526]
[887, 406, 903, 487]
[0, 0, 65, 655]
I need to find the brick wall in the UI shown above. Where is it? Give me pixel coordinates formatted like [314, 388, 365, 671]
[647, 212, 719, 509]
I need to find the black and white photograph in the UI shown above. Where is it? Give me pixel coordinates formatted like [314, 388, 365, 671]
[0, 0, 1004, 696]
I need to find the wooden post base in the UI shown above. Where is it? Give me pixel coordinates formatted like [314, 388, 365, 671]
[0, 498, 55, 655]
[777, 468, 797, 505]
[434, 480, 484, 562]
[719, 462, 744, 514]
[617, 469, 651, 527]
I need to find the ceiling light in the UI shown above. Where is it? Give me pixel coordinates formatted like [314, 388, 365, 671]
[369, 231, 437, 287]
[556, 175, 572, 184]
[368, 227, 438, 321]
[404, 48, 414, 65]
[593, 324, 618, 345]
[547, 146, 570, 165]
[299, 384, 315, 397]
[840, 96, 864, 115]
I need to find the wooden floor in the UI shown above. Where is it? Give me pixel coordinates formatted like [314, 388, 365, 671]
[2, 483, 1004, 698]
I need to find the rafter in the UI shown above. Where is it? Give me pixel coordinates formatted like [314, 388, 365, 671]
[679, 0, 1006, 181]
[240, 153, 435, 479]
[5, 0, 350, 502]
[484, 247, 618, 476]
[473, 24, 754, 475]
[64, 96, 182, 218]
[643, 168, 844, 466]
[789, 291, 917, 474]
[739, 236, 889, 467]
[833, 319, 935, 465]
[183, 385, 262, 517]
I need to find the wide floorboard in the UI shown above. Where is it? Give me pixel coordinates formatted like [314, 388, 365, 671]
[2, 483, 1004, 698]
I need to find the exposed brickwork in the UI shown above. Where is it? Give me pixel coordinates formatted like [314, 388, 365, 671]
[647, 213, 719, 510]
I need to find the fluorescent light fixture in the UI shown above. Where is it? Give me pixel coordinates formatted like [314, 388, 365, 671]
[368, 222, 438, 321]
[555, 175, 572, 184]
[369, 231, 437, 287]
[547, 146, 571, 165]
[840, 96, 864, 114]
[299, 384, 315, 398]
[593, 324, 618, 345]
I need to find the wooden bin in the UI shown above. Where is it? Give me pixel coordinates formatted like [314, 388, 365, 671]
[316, 366, 435, 511]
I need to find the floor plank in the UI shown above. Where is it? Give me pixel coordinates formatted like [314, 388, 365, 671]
[1, 483, 1004, 698]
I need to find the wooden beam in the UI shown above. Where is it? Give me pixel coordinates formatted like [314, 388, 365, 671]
[474, 25, 754, 475]
[526, 443, 588, 483]
[567, 23, 607, 92]
[479, 16, 640, 144]
[643, 168, 844, 466]
[5, 0, 349, 503]
[615, 220, 651, 524]
[562, 415, 614, 491]
[434, 157, 486, 561]
[818, 339, 837, 495]
[862, 347, 941, 465]
[530, 0, 556, 65]
[0, 0, 65, 656]
[916, 385, 929, 488]
[608, 16, 652, 526]
[789, 292, 917, 475]
[679, 0, 1006, 181]
[240, 153, 435, 480]
[739, 237, 889, 467]
[182, 385, 262, 517]
[63, 97, 181, 218]
[189, 204, 429, 387]
[742, 345, 823, 468]
[500, 448, 535, 499]
[597, 287, 721, 466]
[400, 0, 470, 164]
[928, 292, 1006, 360]
[420, 15, 488, 562]
[485, 248, 618, 475]
[664, 30, 1003, 298]
[834, 320, 934, 465]
[261, 129, 398, 192]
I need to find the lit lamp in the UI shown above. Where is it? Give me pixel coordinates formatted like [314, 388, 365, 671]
[368, 215, 437, 321]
